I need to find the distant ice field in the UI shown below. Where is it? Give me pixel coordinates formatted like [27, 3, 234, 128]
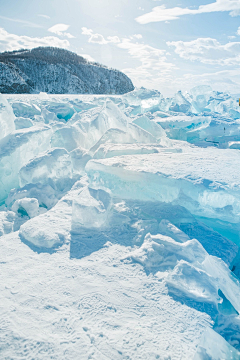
[1, 86, 240, 359]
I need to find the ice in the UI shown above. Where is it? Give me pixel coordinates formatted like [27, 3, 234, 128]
[46, 102, 75, 121]
[11, 101, 41, 118]
[86, 147, 240, 227]
[14, 117, 33, 129]
[132, 115, 170, 145]
[1, 91, 240, 358]
[127, 226, 240, 314]
[12, 197, 40, 218]
[127, 233, 207, 272]
[0, 94, 15, 140]
[0, 126, 52, 204]
[19, 199, 71, 248]
[71, 187, 112, 232]
[70, 147, 92, 175]
[93, 143, 161, 159]
[158, 219, 190, 243]
[5, 183, 58, 210]
[19, 148, 75, 192]
[167, 260, 220, 306]
[0, 210, 15, 235]
[168, 90, 192, 113]
[51, 126, 86, 151]
[194, 327, 240, 359]
[18, 181, 85, 248]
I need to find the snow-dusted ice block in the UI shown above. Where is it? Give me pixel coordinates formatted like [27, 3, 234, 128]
[0, 210, 15, 236]
[86, 147, 240, 226]
[127, 233, 207, 272]
[71, 187, 112, 232]
[128, 229, 240, 313]
[159, 219, 190, 243]
[5, 183, 58, 210]
[194, 327, 240, 360]
[19, 199, 72, 248]
[17, 182, 85, 247]
[12, 197, 40, 218]
[167, 260, 220, 306]
[0, 94, 15, 140]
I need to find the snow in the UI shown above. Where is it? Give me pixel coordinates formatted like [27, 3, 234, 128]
[1, 87, 240, 359]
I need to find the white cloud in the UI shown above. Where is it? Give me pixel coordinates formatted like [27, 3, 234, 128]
[0, 15, 42, 28]
[0, 27, 70, 53]
[48, 24, 75, 38]
[167, 37, 240, 65]
[79, 53, 95, 62]
[118, 38, 176, 90]
[38, 14, 50, 19]
[107, 36, 120, 43]
[89, 33, 108, 44]
[81, 27, 175, 90]
[136, 0, 240, 24]
[81, 27, 93, 36]
[237, 26, 240, 35]
[81, 28, 120, 44]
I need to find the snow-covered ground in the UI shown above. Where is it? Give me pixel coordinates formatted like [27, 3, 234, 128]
[1, 86, 240, 359]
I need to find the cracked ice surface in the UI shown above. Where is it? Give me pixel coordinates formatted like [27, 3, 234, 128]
[1, 87, 240, 359]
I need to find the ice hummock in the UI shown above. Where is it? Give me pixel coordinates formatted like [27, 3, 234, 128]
[1, 89, 240, 359]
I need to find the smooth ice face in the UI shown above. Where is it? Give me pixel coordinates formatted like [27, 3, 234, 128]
[14, 117, 33, 130]
[71, 187, 112, 232]
[0, 126, 52, 204]
[19, 148, 74, 192]
[133, 115, 170, 146]
[194, 327, 240, 360]
[11, 101, 41, 118]
[0, 95, 15, 140]
[86, 147, 240, 226]
[93, 143, 161, 159]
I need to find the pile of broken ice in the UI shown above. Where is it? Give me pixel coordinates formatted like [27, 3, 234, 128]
[1, 85, 240, 359]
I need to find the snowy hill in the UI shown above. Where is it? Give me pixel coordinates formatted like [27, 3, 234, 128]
[1, 86, 240, 359]
[0, 47, 134, 95]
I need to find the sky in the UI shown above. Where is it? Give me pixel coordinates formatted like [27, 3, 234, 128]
[0, 0, 240, 95]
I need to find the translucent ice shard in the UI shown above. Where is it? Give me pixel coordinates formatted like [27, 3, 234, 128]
[167, 260, 220, 305]
[0, 94, 15, 140]
[133, 115, 170, 145]
[14, 117, 33, 130]
[194, 327, 240, 360]
[19, 148, 74, 192]
[0, 126, 52, 204]
[11, 101, 41, 118]
[71, 187, 112, 232]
